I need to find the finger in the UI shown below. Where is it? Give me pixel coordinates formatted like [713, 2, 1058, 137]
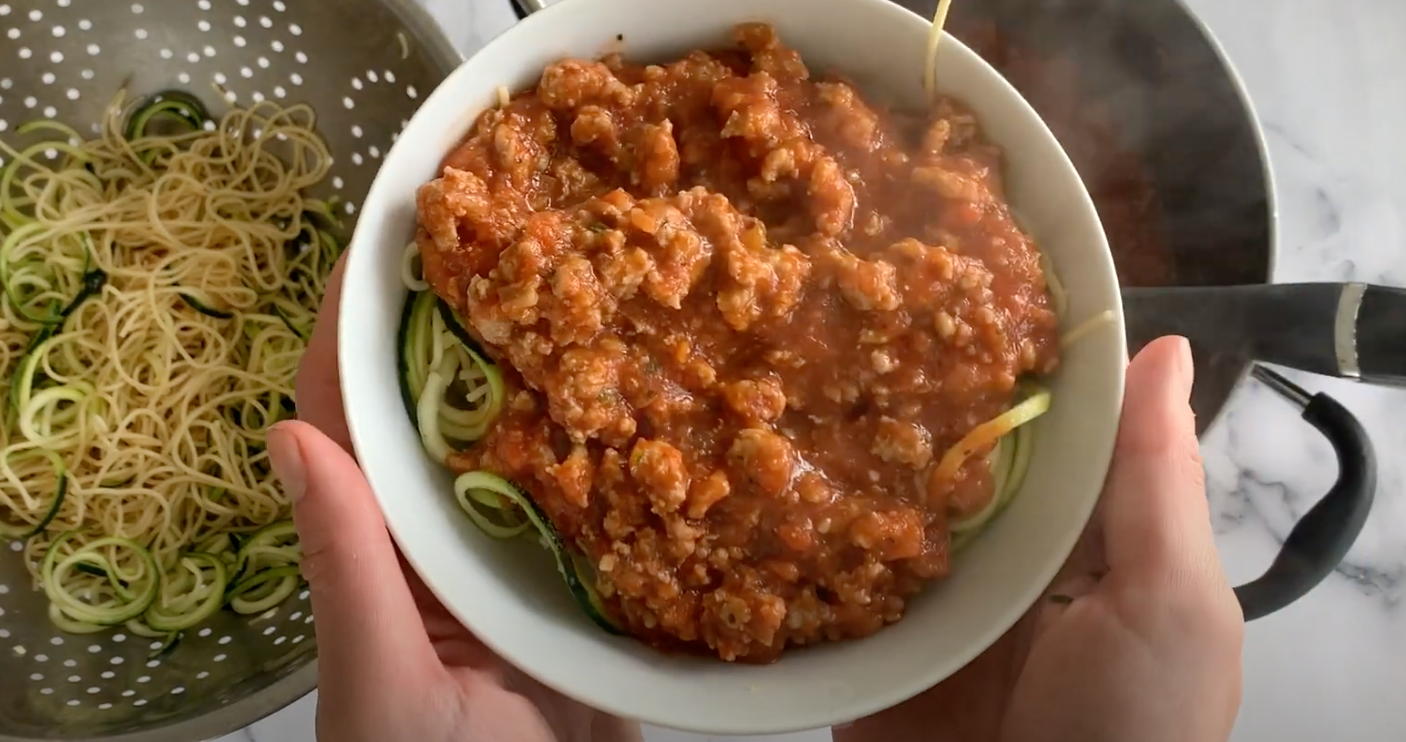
[267, 420, 443, 696]
[295, 254, 353, 452]
[1032, 570, 1102, 638]
[1099, 336, 1222, 589]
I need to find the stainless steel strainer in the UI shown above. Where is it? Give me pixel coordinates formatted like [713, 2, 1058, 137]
[0, 1, 459, 739]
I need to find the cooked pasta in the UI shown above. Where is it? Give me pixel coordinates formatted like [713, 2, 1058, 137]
[0, 91, 337, 638]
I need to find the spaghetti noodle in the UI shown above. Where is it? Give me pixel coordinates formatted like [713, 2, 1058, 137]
[0, 91, 336, 639]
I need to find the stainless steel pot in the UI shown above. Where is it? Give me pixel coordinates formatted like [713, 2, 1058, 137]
[503, 0, 1393, 621]
[925, 0, 1392, 621]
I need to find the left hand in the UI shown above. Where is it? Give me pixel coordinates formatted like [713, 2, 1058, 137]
[268, 255, 642, 742]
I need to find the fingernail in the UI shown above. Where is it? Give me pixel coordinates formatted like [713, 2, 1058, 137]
[267, 423, 308, 502]
[1170, 335, 1194, 385]
[1173, 336, 1192, 369]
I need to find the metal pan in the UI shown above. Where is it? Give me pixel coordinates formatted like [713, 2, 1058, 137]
[503, 0, 1385, 620]
[927, 0, 1389, 620]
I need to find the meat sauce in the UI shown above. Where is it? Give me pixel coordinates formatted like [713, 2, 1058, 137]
[415, 23, 1059, 662]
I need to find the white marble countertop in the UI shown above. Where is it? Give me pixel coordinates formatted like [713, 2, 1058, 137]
[223, 0, 1406, 740]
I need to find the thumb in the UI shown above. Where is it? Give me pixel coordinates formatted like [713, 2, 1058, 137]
[267, 420, 442, 694]
[1099, 336, 1223, 591]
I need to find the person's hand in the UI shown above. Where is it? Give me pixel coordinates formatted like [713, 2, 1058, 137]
[266, 256, 643, 742]
[837, 336, 1245, 742]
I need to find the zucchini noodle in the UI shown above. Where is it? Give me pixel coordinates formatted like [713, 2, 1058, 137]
[0, 90, 335, 638]
[399, 245, 618, 632]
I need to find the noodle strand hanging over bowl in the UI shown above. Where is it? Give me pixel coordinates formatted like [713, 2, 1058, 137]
[0, 90, 338, 640]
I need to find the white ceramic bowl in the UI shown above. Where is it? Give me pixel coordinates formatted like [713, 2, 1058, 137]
[339, 0, 1127, 732]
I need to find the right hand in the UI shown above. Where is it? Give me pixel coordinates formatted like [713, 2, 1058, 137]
[838, 336, 1246, 742]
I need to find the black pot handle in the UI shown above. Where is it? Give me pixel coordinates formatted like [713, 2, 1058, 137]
[1123, 283, 1406, 386]
[1233, 366, 1376, 621]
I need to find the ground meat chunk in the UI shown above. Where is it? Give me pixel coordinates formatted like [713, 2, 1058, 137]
[417, 168, 490, 253]
[637, 121, 680, 193]
[914, 165, 984, 202]
[538, 59, 634, 110]
[571, 105, 618, 149]
[549, 445, 595, 508]
[849, 509, 925, 561]
[687, 471, 732, 519]
[825, 247, 901, 312]
[816, 81, 880, 151]
[716, 240, 810, 330]
[722, 376, 787, 423]
[728, 428, 794, 497]
[419, 23, 1060, 663]
[872, 417, 933, 468]
[542, 344, 635, 444]
[630, 438, 690, 515]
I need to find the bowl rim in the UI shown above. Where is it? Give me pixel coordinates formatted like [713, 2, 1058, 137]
[339, 0, 1126, 732]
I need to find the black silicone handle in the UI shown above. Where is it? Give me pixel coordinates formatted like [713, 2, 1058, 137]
[1233, 367, 1377, 621]
[1359, 284, 1406, 386]
[1122, 283, 1406, 386]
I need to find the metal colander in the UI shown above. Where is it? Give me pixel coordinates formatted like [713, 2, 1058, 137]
[0, 1, 460, 739]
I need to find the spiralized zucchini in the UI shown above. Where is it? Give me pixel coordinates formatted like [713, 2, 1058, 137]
[0, 89, 336, 637]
